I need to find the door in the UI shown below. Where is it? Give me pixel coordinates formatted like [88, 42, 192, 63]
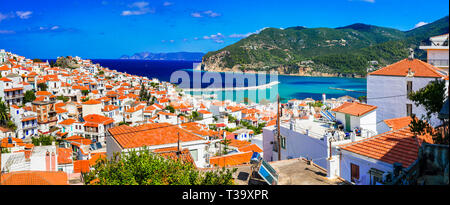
[345, 114, 351, 132]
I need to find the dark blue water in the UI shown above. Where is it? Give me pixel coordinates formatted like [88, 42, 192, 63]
[80, 59, 366, 103]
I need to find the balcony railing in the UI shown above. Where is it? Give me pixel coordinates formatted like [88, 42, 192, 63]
[420, 39, 449, 47]
[5, 94, 24, 99]
[428, 59, 449, 67]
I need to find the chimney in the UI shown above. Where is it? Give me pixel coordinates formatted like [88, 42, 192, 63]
[45, 151, 50, 171]
[408, 48, 414, 60]
[51, 152, 56, 171]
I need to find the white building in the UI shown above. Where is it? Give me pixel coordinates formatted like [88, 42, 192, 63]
[335, 125, 434, 185]
[367, 58, 446, 132]
[419, 33, 449, 71]
[331, 102, 378, 136]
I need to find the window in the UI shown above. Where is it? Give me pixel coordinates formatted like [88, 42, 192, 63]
[190, 149, 198, 161]
[407, 81, 412, 94]
[406, 104, 412, 116]
[281, 136, 286, 149]
[351, 163, 360, 183]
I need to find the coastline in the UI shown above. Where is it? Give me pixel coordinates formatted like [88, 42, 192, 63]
[180, 81, 280, 92]
[197, 68, 365, 79]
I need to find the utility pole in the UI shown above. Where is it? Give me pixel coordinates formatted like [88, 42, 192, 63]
[276, 94, 281, 161]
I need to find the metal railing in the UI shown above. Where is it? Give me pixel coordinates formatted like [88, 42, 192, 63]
[427, 59, 449, 67]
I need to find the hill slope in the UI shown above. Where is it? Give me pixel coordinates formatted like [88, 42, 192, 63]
[202, 16, 449, 77]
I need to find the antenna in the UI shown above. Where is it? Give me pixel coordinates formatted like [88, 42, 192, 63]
[277, 94, 281, 161]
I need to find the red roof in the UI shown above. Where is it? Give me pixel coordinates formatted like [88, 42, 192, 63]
[209, 151, 253, 167]
[332, 102, 377, 116]
[368, 58, 444, 78]
[384, 116, 413, 131]
[57, 148, 73, 165]
[0, 171, 68, 185]
[83, 114, 114, 125]
[73, 160, 90, 173]
[108, 123, 205, 149]
[339, 127, 434, 168]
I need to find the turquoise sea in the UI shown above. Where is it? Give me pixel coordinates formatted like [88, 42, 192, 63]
[89, 59, 367, 103]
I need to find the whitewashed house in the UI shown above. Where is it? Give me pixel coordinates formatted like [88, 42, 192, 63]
[367, 58, 446, 132]
[331, 102, 377, 136]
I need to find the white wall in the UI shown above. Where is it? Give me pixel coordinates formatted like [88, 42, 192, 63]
[339, 150, 392, 185]
[263, 125, 332, 169]
[367, 75, 442, 132]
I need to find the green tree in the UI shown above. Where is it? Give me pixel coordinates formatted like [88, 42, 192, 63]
[164, 105, 175, 113]
[23, 90, 36, 104]
[81, 90, 90, 96]
[32, 58, 43, 63]
[408, 79, 448, 144]
[37, 83, 48, 91]
[0, 97, 10, 126]
[83, 148, 236, 185]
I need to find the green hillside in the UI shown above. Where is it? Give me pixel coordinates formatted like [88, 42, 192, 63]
[202, 16, 449, 77]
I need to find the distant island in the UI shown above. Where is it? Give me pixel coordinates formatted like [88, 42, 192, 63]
[202, 16, 449, 78]
[120, 52, 205, 61]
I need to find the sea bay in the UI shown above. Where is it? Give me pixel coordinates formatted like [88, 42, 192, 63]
[89, 59, 367, 103]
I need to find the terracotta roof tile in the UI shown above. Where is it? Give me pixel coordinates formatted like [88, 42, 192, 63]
[331, 102, 377, 116]
[368, 58, 444, 78]
[339, 127, 434, 168]
[0, 171, 68, 185]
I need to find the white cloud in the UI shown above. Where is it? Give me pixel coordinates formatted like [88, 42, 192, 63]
[414, 21, 428, 29]
[130, 1, 149, 9]
[229, 27, 269, 38]
[161, 40, 166, 43]
[169, 40, 174, 43]
[0, 30, 15, 34]
[191, 10, 221, 18]
[51, 26, 59, 30]
[163, 1, 173, 6]
[16, 11, 32, 19]
[191, 12, 202, 18]
[121, 1, 154, 16]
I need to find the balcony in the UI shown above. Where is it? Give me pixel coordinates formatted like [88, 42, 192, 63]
[4, 94, 24, 100]
[427, 59, 449, 68]
[419, 39, 449, 50]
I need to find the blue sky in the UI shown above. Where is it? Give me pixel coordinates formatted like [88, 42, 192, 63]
[0, 0, 448, 59]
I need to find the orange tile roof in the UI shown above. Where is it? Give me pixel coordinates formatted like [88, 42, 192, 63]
[0, 171, 68, 185]
[331, 102, 377, 116]
[73, 160, 90, 173]
[83, 114, 114, 125]
[65, 135, 92, 146]
[57, 148, 73, 165]
[82, 99, 101, 105]
[227, 139, 252, 149]
[209, 151, 253, 167]
[59, 118, 77, 126]
[368, 58, 445, 78]
[89, 152, 106, 166]
[36, 91, 52, 96]
[108, 123, 205, 149]
[103, 104, 118, 112]
[238, 144, 263, 153]
[339, 127, 434, 168]
[125, 105, 144, 113]
[384, 116, 413, 131]
[153, 148, 195, 166]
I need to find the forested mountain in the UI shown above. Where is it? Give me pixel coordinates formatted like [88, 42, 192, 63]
[202, 16, 449, 77]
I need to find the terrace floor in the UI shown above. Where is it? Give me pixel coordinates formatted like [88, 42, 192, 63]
[233, 158, 347, 185]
